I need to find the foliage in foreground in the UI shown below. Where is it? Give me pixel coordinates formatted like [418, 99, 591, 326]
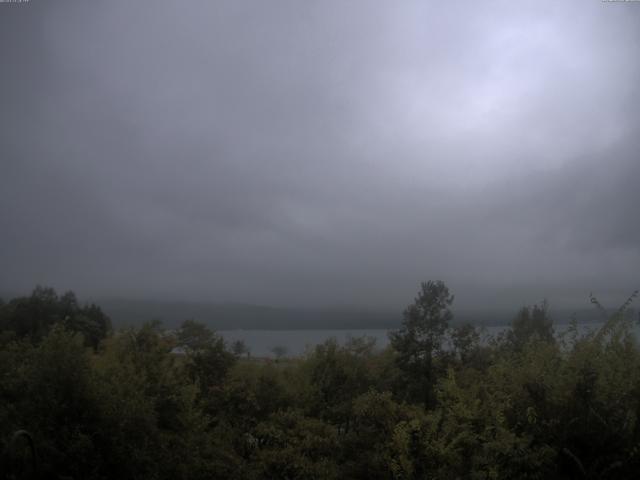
[1, 284, 640, 479]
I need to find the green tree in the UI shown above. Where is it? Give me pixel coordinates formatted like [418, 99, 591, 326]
[507, 300, 554, 349]
[305, 338, 375, 428]
[0, 326, 103, 479]
[252, 410, 340, 480]
[176, 318, 215, 351]
[450, 323, 481, 364]
[176, 320, 236, 396]
[389, 280, 454, 408]
[0, 287, 111, 349]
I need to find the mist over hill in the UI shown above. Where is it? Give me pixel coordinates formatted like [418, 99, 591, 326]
[94, 297, 613, 330]
[96, 298, 397, 330]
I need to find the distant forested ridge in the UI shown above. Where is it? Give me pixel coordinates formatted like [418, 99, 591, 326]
[77, 297, 609, 330]
[95, 298, 400, 330]
[1, 283, 640, 479]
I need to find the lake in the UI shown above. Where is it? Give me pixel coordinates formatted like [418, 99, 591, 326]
[218, 329, 391, 357]
[218, 323, 612, 358]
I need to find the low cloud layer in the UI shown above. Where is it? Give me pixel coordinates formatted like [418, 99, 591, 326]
[1, 1, 639, 310]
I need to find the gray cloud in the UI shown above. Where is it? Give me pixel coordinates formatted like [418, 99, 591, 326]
[1, 0, 639, 310]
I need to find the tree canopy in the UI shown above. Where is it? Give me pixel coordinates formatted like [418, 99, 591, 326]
[2, 285, 640, 479]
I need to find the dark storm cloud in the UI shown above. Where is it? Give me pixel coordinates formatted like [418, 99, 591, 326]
[1, 0, 639, 309]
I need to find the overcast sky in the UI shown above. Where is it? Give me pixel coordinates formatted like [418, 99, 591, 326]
[1, 0, 639, 310]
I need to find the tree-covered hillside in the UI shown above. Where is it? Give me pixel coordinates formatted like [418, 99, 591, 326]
[1, 283, 639, 479]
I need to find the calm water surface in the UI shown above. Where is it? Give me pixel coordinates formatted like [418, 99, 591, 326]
[218, 323, 612, 358]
